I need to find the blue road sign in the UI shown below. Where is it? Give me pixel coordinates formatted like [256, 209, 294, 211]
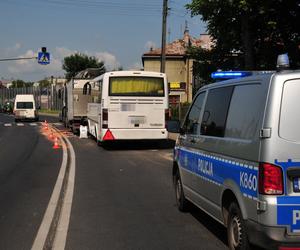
[38, 52, 50, 65]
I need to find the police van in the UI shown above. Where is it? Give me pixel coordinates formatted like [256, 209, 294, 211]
[173, 54, 300, 249]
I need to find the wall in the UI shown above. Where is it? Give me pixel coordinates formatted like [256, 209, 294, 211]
[143, 57, 194, 103]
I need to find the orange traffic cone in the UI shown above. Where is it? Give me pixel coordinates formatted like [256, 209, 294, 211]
[48, 132, 54, 140]
[43, 120, 48, 130]
[52, 137, 60, 149]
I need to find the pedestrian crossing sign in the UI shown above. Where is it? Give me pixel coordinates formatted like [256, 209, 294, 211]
[38, 52, 50, 65]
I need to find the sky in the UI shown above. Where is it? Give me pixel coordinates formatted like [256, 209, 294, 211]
[0, 0, 206, 82]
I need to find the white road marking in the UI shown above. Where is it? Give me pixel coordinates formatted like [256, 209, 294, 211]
[53, 136, 76, 249]
[31, 129, 76, 250]
[16, 123, 24, 126]
[29, 123, 38, 126]
[160, 152, 173, 161]
[4, 123, 12, 127]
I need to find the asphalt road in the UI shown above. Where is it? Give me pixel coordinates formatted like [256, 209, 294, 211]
[0, 112, 229, 249]
[0, 113, 62, 249]
[63, 137, 228, 250]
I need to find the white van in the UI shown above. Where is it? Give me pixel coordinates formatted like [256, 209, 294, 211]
[14, 94, 38, 122]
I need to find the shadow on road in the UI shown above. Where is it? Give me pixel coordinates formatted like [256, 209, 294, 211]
[187, 203, 263, 250]
[188, 203, 228, 246]
[101, 139, 175, 151]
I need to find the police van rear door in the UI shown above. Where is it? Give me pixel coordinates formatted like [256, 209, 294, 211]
[262, 73, 300, 234]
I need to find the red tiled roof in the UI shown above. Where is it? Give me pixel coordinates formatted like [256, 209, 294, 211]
[143, 33, 213, 57]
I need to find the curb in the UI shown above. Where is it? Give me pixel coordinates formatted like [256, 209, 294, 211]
[39, 112, 59, 118]
[168, 132, 178, 141]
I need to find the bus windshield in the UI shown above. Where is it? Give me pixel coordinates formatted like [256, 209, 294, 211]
[109, 76, 165, 97]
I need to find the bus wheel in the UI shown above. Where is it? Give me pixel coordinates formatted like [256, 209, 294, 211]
[174, 170, 188, 212]
[227, 202, 249, 250]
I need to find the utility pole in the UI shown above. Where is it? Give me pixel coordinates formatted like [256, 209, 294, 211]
[50, 76, 54, 110]
[160, 0, 168, 73]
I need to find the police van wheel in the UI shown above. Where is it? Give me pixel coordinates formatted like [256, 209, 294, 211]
[174, 171, 188, 212]
[227, 202, 249, 250]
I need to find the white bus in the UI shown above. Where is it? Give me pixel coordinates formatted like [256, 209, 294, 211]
[87, 71, 169, 143]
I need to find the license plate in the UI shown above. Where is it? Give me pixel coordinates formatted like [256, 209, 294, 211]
[293, 177, 300, 192]
[129, 116, 145, 124]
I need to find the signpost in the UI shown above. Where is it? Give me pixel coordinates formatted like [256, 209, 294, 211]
[0, 47, 50, 65]
[37, 47, 50, 65]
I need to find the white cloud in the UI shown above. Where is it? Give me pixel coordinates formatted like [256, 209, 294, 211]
[95, 52, 120, 70]
[144, 41, 156, 50]
[2, 43, 22, 56]
[7, 48, 71, 76]
[14, 43, 21, 50]
[4, 47, 121, 81]
[55, 47, 76, 59]
[128, 61, 143, 71]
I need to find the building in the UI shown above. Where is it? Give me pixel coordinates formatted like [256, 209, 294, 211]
[142, 28, 213, 105]
[0, 79, 13, 88]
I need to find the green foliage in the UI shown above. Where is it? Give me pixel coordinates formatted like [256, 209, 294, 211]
[10, 80, 33, 88]
[62, 53, 106, 80]
[186, 0, 300, 80]
[38, 78, 51, 88]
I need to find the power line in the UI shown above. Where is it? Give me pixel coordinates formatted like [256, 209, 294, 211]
[2, 0, 163, 16]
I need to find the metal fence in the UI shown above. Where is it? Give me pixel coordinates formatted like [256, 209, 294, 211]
[0, 86, 63, 111]
[170, 103, 190, 121]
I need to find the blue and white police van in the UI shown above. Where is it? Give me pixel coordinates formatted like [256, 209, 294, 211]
[173, 55, 300, 249]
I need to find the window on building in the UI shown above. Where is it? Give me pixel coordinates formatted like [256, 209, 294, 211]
[83, 82, 91, 95]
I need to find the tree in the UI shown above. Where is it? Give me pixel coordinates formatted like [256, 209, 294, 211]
[186, 0, 300, 78]
[62, 53, 106, 80]
[10, 80, 33, 88]
[38, 78, 51, 88]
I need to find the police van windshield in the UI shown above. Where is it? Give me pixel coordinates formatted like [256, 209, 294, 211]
[16, 102, 33, 109]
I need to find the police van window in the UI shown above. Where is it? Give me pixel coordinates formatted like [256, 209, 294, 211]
[280, 79, 300, 142]
[201, 86, 233, 137]
[225, 84, 264, 140]
[183, 92, 206, 135]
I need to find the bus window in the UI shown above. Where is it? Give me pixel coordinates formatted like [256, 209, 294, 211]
[109, 77, 164, 97]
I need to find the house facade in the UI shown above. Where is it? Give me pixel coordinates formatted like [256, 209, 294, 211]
[142, 29, 213, 105]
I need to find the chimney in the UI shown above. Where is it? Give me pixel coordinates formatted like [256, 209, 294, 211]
[183, 20, 190, 46]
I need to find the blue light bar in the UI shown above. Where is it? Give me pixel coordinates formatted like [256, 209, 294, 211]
[211, 71, 252, 79]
